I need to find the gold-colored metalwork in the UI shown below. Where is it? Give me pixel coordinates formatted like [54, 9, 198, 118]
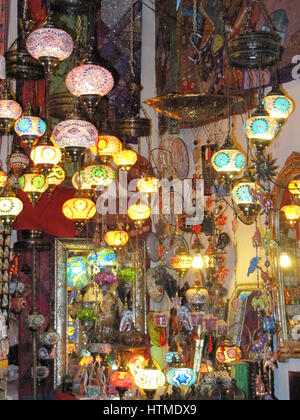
[144, 93, 232, 122]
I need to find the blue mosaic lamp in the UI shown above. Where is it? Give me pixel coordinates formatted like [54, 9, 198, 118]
[212, 135, 246, 182]
[231, 173, 260, 223]
[166, 365, 197, 387]
[264, 84, 294, 125]
[15, 107, 46, 147]
[244, 103, 280, 152]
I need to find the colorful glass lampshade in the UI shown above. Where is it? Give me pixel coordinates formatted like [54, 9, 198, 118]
[166, 366, 197, 387]
[288, 179, 300, 198]
[0, 192, 23, 225]
[90, 135, 122, 161]
[7, 147, 30, 177]
[46, 165, 65, 186]
[128, 355, 147, 377]
[104, 230, 129, 249]
[62, 196, 96, 226]
[137, 177, 159, 194]
[244, 105, 280, 151]
[67, 256, 90, 289]
[165, 349, 183, 364]
[171, 251, 193, 274]
[113, 149, 137, 171]
[66, 63, 114, 113]
[231, 175, 260, 222]
[264, 85, 294, 124]
[186, 281, 209, 309]
[134, 359, 166, 398]
[30, 140, 62, 174]
[0, 88, 22, 134]
[82, 164, 116, 190]
[15, 115, 46, 147]
[87, 248, 117, 277]
[72, 171, 92, 193]
[192, 254, 204, 269]
[19, 168, 48, 205]
[211, 135, 246, 182]
[110, 370, 134, 389]
[26, 22, 74, 75]
[0, 171, 8, 189]
[281, 205, 300, 225]
[128, 204, 151, 225]
[52, 118, 98, 162]
[216, 343, 242, 364]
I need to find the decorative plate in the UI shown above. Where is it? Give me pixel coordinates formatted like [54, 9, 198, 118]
[145, 268, 165, 303]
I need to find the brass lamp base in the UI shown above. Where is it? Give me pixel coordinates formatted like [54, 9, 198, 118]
[39, 56, 60, 76]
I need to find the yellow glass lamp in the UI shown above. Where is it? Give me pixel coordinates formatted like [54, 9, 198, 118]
[216, 341, 242, 365]
[0, 170, 8, 189]
[264, 85, 294, 125]
[113, 149, 137, 171]
[134, 358, 166, 400]
[244, 103, 280, 152]
[30, 136, 62, 175]
[128, 203, 151, 226]
[171, 250, 193, 279]
[72, 171, 93, 195]
[231, 174, 260, 223]
[81, 164, 116, 190]
[137, 177, 159, 194]
[0, 184, 23, 225]
[90, 135, 122, 162]
[211, 135, 246, 182]
[281, 205, 300, 225]
[19, 167, 48, 205]
[46, 165, 65, 187]
[62, 195, 97, 230]
[104, 230, 129, 249]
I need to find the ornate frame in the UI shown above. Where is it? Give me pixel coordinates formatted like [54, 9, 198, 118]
[272, 152, 300, 361]
[54, 238, 96, 389]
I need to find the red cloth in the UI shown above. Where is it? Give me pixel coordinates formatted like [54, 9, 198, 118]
[13, 187, 76, 238]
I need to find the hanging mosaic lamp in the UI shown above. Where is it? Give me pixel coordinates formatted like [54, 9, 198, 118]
[231, 174, 260, 223]
[66, 49, 114, 116]
[62, 195, 96, 229]
[30, 134, 62, 175]
[171, 248, 193, 279]
[52, 106, 98, 163]
[104, 230, 129, 249]
[113, 149, 137, 172]
[0, 182, 23, 225]
[0, 85, 22, 135]
[90, 135, 122, 163]
[134, 358, 166, 400]
[19, 166, 48, 205]
[81, 164, 116, 190]
[26, 13, 74, 75]
[7, 146, 30, 177]
[110, 368, 134, 399]
[211, 135, 246, 182]
[137, 177, 159, 194]
[263, 84, 294, 125]
[46, 165, 65, 187]
[244, 103, 280, 152]
[0, 168, 8, 189]
[15, 109, 47, 148]
[186, 281, 209, 310]
[281, 205, 300, 226]
[128, 203, 151, 226]
[216, 340, 242, 364]
[72, 170, 93, 194]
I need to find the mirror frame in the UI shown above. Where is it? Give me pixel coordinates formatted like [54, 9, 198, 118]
[273, 152, 300, 360]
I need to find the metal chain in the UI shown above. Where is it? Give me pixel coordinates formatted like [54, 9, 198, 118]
[193, 0, 197, 34]
[129, 0, 135, 79]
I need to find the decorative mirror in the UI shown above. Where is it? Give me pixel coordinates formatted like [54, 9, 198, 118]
[54, 238, 147, 389]
[273, 153, 300, 360]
